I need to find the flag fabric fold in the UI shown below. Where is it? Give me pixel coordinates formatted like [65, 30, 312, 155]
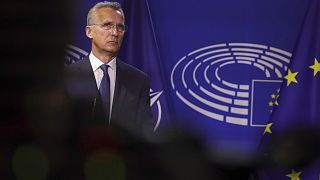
[119, 0, 172, 131]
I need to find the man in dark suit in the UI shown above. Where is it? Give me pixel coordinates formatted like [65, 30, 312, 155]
[65, 1, 154, 139]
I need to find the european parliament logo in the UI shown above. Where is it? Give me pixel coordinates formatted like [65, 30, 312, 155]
[171, 43, 291, 127]
[65, 44, 163, 130]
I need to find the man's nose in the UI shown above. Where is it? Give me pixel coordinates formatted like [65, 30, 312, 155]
[110, 27, 119, 36]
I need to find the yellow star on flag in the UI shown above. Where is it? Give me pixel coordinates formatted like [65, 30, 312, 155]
[268, 101, 273, 107]
[263, 123, 272, 135]
[286, 169, 302, 180]
[271, 94, 276, 99]
[309, 58, 320, 76]
[284, 69, 298, 86]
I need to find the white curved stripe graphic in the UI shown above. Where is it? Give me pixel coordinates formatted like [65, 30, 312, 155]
[238, 61, 252, 65]
[188, 43, 227, 56]
[211, 83, 236, 96]
[265, 69, 271, 78]
[222, 80, 238, 89]
[209, 57, 233, 65]
[234, 99, 249, 106]
[257, 59, 274, 69]
[261, 55, 283, 68]
[203, 53, 232, 62]
[270, 47, 292, 57]
[200, 86, 249, 107]
[195, 49, 229, 59]
[189, 89, 229, 112]
[219, 61, 235, 68]
[239, 85, 249, 90]
[237, 92, 249, 98]
[171, 56, 186, 89]
[193, 62, 202, 86]
[226, 116, 248, 126]
[204, 65, 211, 83]
[229, 43, 268, 49]
[233, 52, 259, 58]
[253, 63, 265, 71]
[199, 86, 232, 104]
[232, 48, 263, 54]
[236, 57, 255, 61]
[215, 67, 221, 81]
[275, 67, 282, 78]
[182, 59, 194, 89]
[231, 107, 248, 115]
[265, 52, 290, 64]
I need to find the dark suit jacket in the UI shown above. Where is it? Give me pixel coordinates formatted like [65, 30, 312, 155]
[65, 57, 154, 138]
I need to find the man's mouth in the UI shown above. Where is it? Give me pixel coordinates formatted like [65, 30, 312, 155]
[107, 41, 118, 44]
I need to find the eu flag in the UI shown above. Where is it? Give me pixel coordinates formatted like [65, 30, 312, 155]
[258, 0, 320, 179]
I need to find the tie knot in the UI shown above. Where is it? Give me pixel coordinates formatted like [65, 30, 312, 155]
[100, 64, 109, 73]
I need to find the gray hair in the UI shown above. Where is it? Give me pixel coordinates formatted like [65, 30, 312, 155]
[87, 1, 125, 26]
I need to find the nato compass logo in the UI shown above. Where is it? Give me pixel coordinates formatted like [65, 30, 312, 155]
[171, 43, 291, 127]
[65, 44, 163, 130]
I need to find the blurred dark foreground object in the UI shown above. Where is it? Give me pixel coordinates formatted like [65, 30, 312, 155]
[258, 127, 320, 169]
[0, 0, 72, 179]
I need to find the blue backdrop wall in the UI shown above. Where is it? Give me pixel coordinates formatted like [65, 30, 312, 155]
[66, 0, 312, 162]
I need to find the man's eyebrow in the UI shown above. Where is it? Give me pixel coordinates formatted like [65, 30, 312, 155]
[100, 21, 112, 24]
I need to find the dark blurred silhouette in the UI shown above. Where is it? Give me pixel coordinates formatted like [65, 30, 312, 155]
[257, 127, 320, 169]
[0, 0, 72, 179]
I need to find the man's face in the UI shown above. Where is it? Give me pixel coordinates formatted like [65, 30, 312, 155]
[86, 7, 125, 57]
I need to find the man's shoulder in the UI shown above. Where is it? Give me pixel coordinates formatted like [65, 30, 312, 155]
[117, 59, 148, 79]
[66, 57, 90, 71]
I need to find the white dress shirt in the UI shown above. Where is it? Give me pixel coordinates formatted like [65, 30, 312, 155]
[89, 52, 116, 118]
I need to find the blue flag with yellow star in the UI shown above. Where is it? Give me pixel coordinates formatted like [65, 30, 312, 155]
[258, 0, 320, 179]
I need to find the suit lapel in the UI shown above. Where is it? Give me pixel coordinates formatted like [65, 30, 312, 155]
[111, 59, 127, 121]
[77, 57, 100, 98]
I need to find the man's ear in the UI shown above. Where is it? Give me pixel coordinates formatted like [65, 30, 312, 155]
[85, 26, 93, 39]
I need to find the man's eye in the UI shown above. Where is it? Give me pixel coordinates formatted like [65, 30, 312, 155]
[102, 23, 113, 28]
[117, 24, 125, 31]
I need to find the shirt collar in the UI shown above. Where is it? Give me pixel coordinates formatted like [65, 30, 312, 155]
[89, 52, 116, 71]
